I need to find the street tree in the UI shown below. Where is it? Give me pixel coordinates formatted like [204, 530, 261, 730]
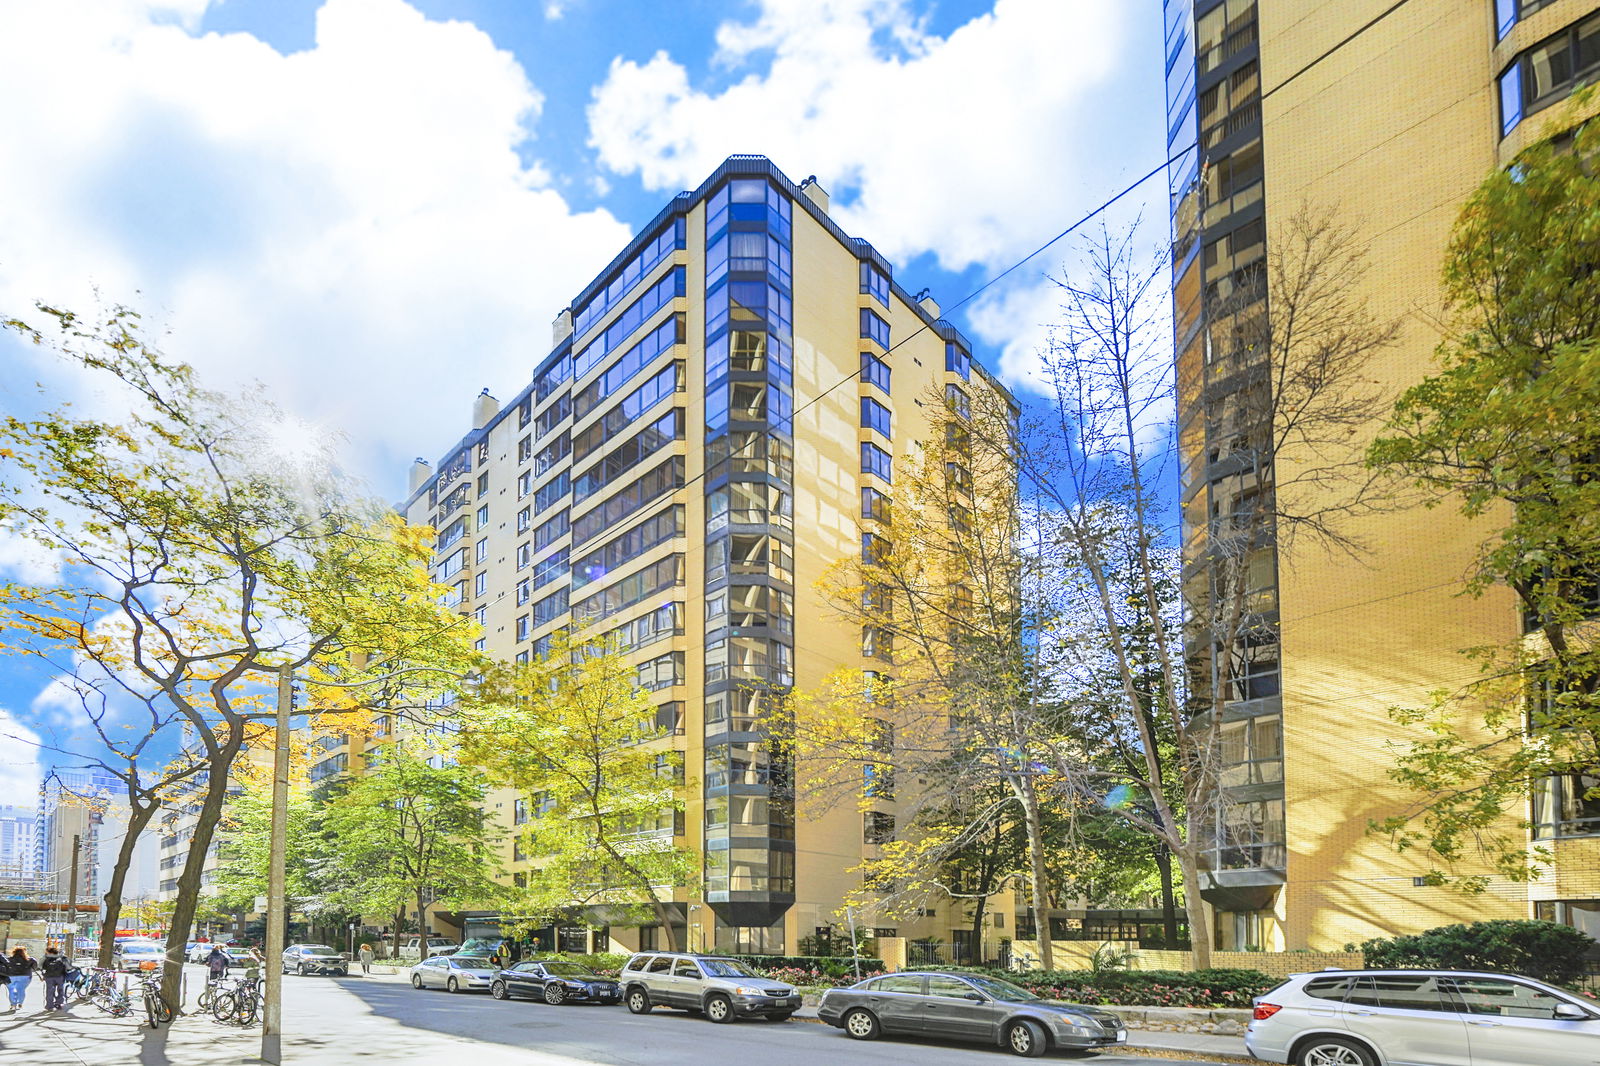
[1368, 110, 1600, 884]
[460, 630, 696, 951]
[0, 304, 477, 1002]
[319, 738, 501, 958]
[786, 370, 1069, 967]
[1003, 209, 1398, 969]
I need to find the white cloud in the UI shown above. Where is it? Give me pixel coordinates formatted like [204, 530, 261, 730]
[587, 0, 1129, 274]
[0, 0, 632, 491]
[0, 526, 63, 586]
[0, 706, 44, 809]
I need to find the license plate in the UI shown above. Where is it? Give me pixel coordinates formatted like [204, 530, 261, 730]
[1115, 1029, 1126, 1039]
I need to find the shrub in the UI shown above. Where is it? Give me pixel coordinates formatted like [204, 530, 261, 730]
[728, 953, 886, 975]
[1359, 920, 1596, 987]
[923, 965, 1276, 1008]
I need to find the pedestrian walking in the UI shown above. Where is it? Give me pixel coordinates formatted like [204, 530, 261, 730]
[205, 944, 229, 979]
[5, 946, 38, 1011]
[358, 943, 373, 975]
[40, 947, 70, 1011]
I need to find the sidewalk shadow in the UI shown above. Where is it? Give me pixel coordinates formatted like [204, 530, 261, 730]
[140, 1027, 172, 1065]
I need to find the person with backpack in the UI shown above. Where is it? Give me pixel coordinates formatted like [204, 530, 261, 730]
[205, 945, 229, 980]
[40, 947, 70, 1010]
[5, 946, 38, 1011]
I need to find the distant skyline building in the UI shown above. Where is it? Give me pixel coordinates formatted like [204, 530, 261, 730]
[35, 765, 122, 905]
[1163, 0, 1600, 952]
[0, 805, 36, 875]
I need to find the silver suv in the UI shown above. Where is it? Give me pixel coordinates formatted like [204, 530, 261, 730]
[1246, 968, 1600, 1066]
[620, 952, 801, 1023]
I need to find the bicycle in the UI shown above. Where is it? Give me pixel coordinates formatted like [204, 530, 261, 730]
[212, 974, 261, 1027]
[83, 969, 131, 1017]
[136, 971, 173, 1029]
[196, 972, 229, 1012]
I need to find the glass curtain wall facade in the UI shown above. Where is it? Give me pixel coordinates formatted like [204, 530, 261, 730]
[1165, 0, 1287, 929]
[702, 177, 798, 948]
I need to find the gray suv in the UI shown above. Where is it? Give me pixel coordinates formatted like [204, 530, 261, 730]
[1246, 968, 1600, 1066]
[620, 952, 801, 1023]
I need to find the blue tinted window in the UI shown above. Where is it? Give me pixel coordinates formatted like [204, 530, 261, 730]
[859, 262, 889, 307]
[575, 266, 685, 379]
[1500, 65, 1524, 135]
[861, 442, 893, 482]
[945, 343, 971, 380]
[574, 315, 684, 420]
[573, 218, 686, 339]
[860, 397, 892, 438]
[860, 308, 890, 348]
[861, 353, 891, 394]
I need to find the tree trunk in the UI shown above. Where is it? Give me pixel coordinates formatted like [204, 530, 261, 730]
[653, 901, 679, 952]
[1176, 850, 1212, 970]
[98, 800, 160, 968]
[969, 896, 988, 967]
[393, 904, 405, 960]
[417, 890, 428, 938]
[1153, 846, 1179, 948]
[161, 740, 244, 1006]
[1015, 776, 1054, 971]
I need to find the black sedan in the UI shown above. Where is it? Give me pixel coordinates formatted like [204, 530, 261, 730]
[817, 971, 1127, 1058]
[490, 960, 622, 1005]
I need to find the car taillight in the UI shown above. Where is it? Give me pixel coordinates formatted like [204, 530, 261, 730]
[1254, 1003, 1282, 1021]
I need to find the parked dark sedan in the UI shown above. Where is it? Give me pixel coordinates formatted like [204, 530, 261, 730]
[491, 959, 622, 1005]
[818, 971, 1127, 1058]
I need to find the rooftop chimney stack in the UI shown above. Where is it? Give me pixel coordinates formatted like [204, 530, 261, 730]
[472, 388, 500, 430]
[408, 457, 433, 494]
[798, 174, 829, 214]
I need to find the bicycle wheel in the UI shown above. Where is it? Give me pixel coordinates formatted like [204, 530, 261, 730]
[148, 989, 173, 1026]
[197, 986, 214, 1011]
[212, 992, 236, 1022]
[233, 992, 258, 1026]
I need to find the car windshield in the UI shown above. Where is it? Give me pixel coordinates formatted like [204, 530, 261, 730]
[698, 959, 758, 978]
[226, 948, 253, 956]
[303, 947, 340, 956]
[122, 945, 161, 955]
[964, 975, 1042, 1002]
[542, 963, 596, 977]
[452, 956, 493, 969]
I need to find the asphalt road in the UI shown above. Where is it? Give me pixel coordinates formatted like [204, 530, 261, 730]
[312, 970, 1237, 1066]
[1, 965, 1240, 1066]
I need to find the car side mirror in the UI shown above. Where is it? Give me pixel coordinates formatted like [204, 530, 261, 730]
[965, 994, 984, 1003]
[1554, 1003, 1593, 1021]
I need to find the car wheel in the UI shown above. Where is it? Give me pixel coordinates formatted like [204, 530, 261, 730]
[626, 988, 651, 1014]
[447, 977, 460, 993]
[544, 984, 567, 1006]
[297, 963, 306, 977]
[411, 974, 423, 989]
[1005, 1019, 1048, 1058]
[1295, 1036, 1376, 1066]
[843, 1008, 880, 1040]
[490, 981, 508, 1000]
[705, 993, 734, 1023]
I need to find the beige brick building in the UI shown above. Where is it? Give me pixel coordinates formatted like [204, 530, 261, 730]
[1164, 0, 1600, 952]
[383, 157, 1020, 958]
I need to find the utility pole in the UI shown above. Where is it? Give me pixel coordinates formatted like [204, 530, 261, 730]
[67, 833, 80, 950]
[262, 665, 292, 1064]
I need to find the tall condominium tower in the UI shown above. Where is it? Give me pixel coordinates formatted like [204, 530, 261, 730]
[1164, 0, 1600, 952]
[380, 156, 1017, 955]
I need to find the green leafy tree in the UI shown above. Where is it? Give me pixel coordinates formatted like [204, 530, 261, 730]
[0, 304, 477, 1002]
[319, 739, 501, 959]
[1368, 108, 1600, 883]
[460, 630, 696, 950]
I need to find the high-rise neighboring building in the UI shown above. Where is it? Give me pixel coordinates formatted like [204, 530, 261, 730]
[394, 156, 1019, 956]
[34, 766, 121, 904]
[0, 805, 36, 875]
[1164, 0, 1600, 951]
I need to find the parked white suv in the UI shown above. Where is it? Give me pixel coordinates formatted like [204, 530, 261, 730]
[1247, 968, 1600, 1066]
[397, 937, 459, 961]
[620, 952, 801, 1023]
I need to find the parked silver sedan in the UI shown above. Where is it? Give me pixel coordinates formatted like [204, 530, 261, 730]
[818, 971, 1127, 1057]
[1246, 968, 1600, 1066]
[410, 954, 499, 993]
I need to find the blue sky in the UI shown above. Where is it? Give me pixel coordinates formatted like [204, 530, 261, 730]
[0, 0, 1168, 806]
